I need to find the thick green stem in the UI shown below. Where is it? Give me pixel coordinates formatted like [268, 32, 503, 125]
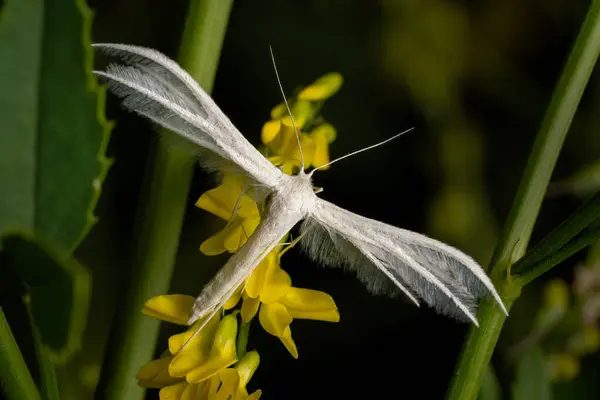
[447, 2, 600, 399]
[0, 308, 41, 400]
[99, 1, 233, 400]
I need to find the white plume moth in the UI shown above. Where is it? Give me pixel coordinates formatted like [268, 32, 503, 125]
[92, 43, 508, 333]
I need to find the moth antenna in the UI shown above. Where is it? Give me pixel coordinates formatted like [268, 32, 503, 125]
[308, 127, 414, 177]
[269, 46, 305, 172]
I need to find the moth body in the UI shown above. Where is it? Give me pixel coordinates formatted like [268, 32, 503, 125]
[188, 180, 309, 324]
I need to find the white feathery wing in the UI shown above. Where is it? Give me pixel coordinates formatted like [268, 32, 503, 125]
[301, 200, 508, 325]
[92, 43, 285, 190]
[93, 43, 507, 326]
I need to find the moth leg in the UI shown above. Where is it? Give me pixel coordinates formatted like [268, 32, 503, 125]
[278, 231, 307, 258]
[219, 180, 252, 240]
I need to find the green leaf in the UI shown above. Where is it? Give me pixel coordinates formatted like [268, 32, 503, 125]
[512, 346, 553, 400]
[0, 308, 41, 400]
[0, 0, 110, 361]
[0, 0, 112, 256]
[513, 192, 600, 284]
[1, 234, 90, 362]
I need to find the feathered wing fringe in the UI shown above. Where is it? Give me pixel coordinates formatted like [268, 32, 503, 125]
[300, 199, 508, 325]
[92, 43, 284, 190]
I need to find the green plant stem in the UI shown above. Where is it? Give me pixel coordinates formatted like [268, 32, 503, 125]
[236, 321, 250, 360]
[518, 223, 600, 285]
[512, 192, 600, 280]
[100, 1, 233, 400]
[27, 307, 59, 400]
[447, 2, 600, 399]
[0, 308, 41, 400]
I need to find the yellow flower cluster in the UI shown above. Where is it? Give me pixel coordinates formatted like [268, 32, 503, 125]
[138, 296, 261, 399]
[137, 72, 343, 399]
[223, 247, 339, 359]
[261, 72, 342, 174]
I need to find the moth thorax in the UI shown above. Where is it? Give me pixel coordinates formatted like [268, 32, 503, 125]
[276, 173, 317, 213]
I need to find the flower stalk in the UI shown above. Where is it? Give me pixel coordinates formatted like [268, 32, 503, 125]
[447, 1, 600, 399]
[0, 308, 41, 400]
[98, 1, 233, 399]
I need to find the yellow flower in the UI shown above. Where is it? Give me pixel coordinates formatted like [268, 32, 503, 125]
[225, 248, 340, 359]
[213, 351, 262, 400]
[196, 174, 261, 255]
[139, 295, 239, 389]
[307, 123, 337, 170]
[297, 72, 343, 101]
[261, 72, 342, 173]
[139, 294, 263, 399]
[262, 119, 316, 175]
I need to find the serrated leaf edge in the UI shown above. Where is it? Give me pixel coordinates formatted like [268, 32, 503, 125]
[67, 0, 115, 255]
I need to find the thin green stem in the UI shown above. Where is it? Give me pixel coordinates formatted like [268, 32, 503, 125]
[27, 307, 59, 400]
[236, 321, 250, 360]
[447, 2, 600, 399]
[99, 1, 233, 400]
[0, 308, 41, 400]
[512, 192, 600, 279]
[518, 223, 600, 285]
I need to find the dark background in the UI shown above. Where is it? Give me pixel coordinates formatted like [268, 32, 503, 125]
[62, 0, 600, 398]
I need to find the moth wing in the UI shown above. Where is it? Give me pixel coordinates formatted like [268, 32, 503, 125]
[93, 43, 284, 189]
[301, 199, 507, 325]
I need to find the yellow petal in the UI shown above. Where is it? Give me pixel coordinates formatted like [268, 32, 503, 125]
[199, 227, 230, 256]
[186, 356, 237, 384]
[196, 183, 245, 221]
[270, 103, 287, 120]
[169, 316, 221, 377]
[137, 356, 181, 389]
[309, 124, 336, 170]
[241, 296, 260, 323]
[215, 368, 239, 400]
[287, 308, 340, 322]
[247, 390, 263, 400]
[258, 303, 293, 338]
[224, 285, 244, 310]
[245, 255, 271, 298]
[298, 72, 343, 101]
[208, 374, 221, 397]
[259, 261, 292, 304]
[143, 295, 196, 325]
[267, 155, 284, 169]
[223, 220, 251, 254]
[267, 121, 316, 171]
[168, 314, 221, 354]
[224, 217, 260, 253]
[240, 216, 261, 240]
[279, 326, 298, 359]
[236, 351, 260, 388]
[312, 123, 337, 143]
[180, 381, 208, 400]
[310, 130, 330, 169]
[186, 315, 238, 383]
[289, 100, 314, 129]
[261, 120, 282, 145]
[281, 287, 338, 312]
[159, 381, 187, 400]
